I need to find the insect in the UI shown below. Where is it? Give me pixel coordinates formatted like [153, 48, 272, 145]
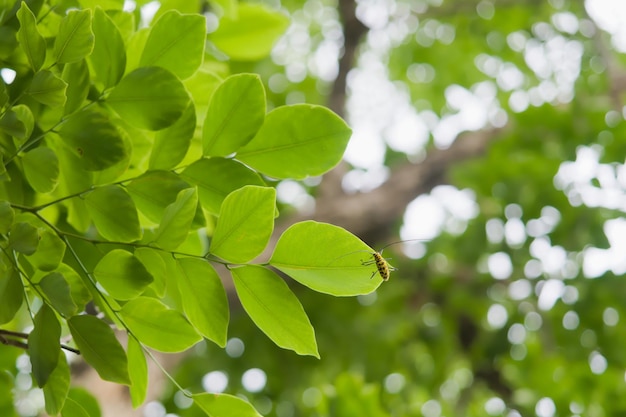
[336, 239, 424, 281]
[362, 250, 397, 281]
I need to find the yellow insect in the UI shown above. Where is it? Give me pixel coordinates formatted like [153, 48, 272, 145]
[338, 239, 423, 281]
[362, 250, 397, 281]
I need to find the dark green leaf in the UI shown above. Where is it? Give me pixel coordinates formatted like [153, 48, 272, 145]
[237, 104, 352, 179]
[106, 67, 190, 130]
[203, 73, 265, 157]
[139, 10, 206, 80]
[17, 1, 46, 71]
[54, 9, 94, 64]
[181, 158, 265, 215]
[29, 304, 61, 387]
[39, 272, 77, 317]
[9, 221, 39, 255]
[0, 105, 34, 140]
[232, 265, 318, 357]
[210, 186, 275, 263]
[58, 109, 127, 171]
[93, 249, 153, 300]
[68, 315, 130, 384]
[26, 229, 65, 271]
[84, 185, 141, 242]
[0, 267, 23, 324]
[0, 201, 14, 234]
[127, 171, 195, 224]
[120, 297, 201, 353]
[177, 258, 229, 347]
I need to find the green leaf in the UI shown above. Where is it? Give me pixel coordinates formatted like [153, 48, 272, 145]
[127, 171, 196, 224]
[232, 265, 318, 357]
[106, 66, 190, 130]
[43, 351, 70, 415]
[0, 104, 34, 140]
[237, 104, 352, 179]
[26, 70, 68, 107]
[0, 201, 14, 234]
[79, 0, 124, 9]
[61, 397, 90, 417]
[210, 3, 289, 61]
[127, 336, 147, 408]
[66, 388, 101, 417]
[22, 146, 59, 193]
[26, 229, 65, 271]
[203, 74, 265, 157]
[0, 267, 23, 324]
[9, 221, 39, 255]
[149, 102, 196, 170]
[56, 264, 90, 313]
[68, 315, 130, 384]
[193, 392, 262, 417]
[134, 247, 166, 297]
[140, 10, 206, 80]
[120, 297, 201, 353]
[93, 249, 153, 300]
[270, 221, 381, 296]
[84, 185, 141, 242]
[154, 188, 198, 250]
[176, 258, 229, 347]
[90, 7, 126, 88]
[39, 272, 77, 317]
[181, 158, 265, 215]
[62, 60, 90, 115]
[29, 304, 61, 387]
[58, 108, 127, 170]
[54, 9, 94, 64]
[17, 1, 46, 71]
[210, 186, 275, 263]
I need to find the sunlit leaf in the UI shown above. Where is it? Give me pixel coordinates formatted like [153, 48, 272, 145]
[237, 105, 352, 179]
[43, 351, 70, 415]
[54, 9, 94, 64]
[270, 221, 380, 296]
[176, 258, 229, 347]
[127, 336, 148, 408]
[106, 67, 190, 130]
[17, 1, 46, 71]
[232, 265, 319, 357]
[140, 10, 206, 79]
[154, 188, 198, 251]
[210, 186, 275, 263]
[193, 392, 262, 417]
[22, 147, 59, 193]
[84, 185, 141, 242]
[203, 73, 265, 157]
[120, 297, 201, 353]
[26, 70, 67, 107]
[90, 7, 126, 88]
